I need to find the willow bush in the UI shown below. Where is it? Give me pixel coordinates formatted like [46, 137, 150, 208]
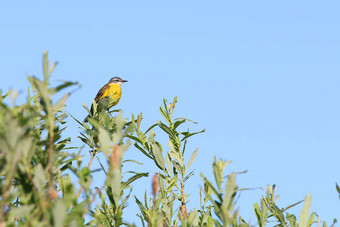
[0, 52, 335, 227]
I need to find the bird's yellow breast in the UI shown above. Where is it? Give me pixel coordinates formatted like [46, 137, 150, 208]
[102, 83, 122, 107]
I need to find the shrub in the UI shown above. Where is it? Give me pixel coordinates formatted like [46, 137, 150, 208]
[0, 52, 334, 227]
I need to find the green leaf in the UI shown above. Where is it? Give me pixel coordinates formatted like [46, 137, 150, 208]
[287, 213, 297, 227]
[187, 209, 199, 226]
[82, 103, 91, 115]
[9, 205, 35, 218]
[186, 148, 198, 170]
[134, 142, 153, 159]
[254, 203, 262, 227]
[138, 131, 148, 147]
[43, 51, 50, 83]
[336, 183, 340, 193]
[126, 135, 143, 144]
[173, 119, 185, 129]
[158, 121, 176, 140]
[184, 170, 194, 182]
[137, 113, 143, 131]
[97, 157, 108, 175]
[98, 128, 111, 156]
[201, 173, 223, 202]
[53, 199, 67, 227]
[172, 160, 182, 177]
[17, 136, 32, 160]
[69, 112, 84, 126]
[152, 142, 165, 171]
[131, 113, 136, 130]
[212, 157, 231, 191]
[165, 153, 172, 176]
[30, 76, 51, 112]
[307, 212, 315, 227]
[33, 164, 46, 192]
[95, 187, 105, 202]
[260, 196, 269, 226]
[206, 216, 214, 227]
[54, 93, 70, 112]
[299, 193, 311, 227]
[180, 129, 205, 142]
[168, 150, 183, 166]
[283, 200, 304, 212]
[123, 159, 143, 165]
[174, 117, 197, 124]
[148, 130, 156, 144]
[111, 168, 122, 205]
[112, 112, 125, 144]
[49, 60, 58, 76]
[145, 123, 158, 134]
[122, 172, 149, 189]
[134, 196, 148, 221]
[80, 167, 90, 177]
[166, 176, 178, 193]
[55, 81, 78, 92]
[222, 173, 236, 211]
[160, 106, 171, 125]
[0, 90, 9, 102]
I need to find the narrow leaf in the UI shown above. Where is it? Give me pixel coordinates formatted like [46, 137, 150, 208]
[98, 128, 111, 156]
[307, 212, 315, 227]
[187, 148, 198, 170]
[287, 213, 297, 227]
[54, 93, 70, 112]
[180, 129, 205, 142]
[55, 81, 78, 92]
[134, 142, 153, 159]
[165, 153, 172, 176]
[111, 169, 121, 205]
[168, 150, 183, 166]
[222, 173, 236, 210]
[152, 142, 165, 171]
[52, 200, 66, 227]
[299, 193, 311, 227]
[122, 172, 149, 189]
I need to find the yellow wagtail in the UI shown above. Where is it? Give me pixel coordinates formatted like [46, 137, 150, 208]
[84, 77, 128, 122]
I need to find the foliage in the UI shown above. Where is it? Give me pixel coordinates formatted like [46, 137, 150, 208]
[0, 52, 335, 226]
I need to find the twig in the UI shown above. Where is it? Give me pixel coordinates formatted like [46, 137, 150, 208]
[47, 121, 54, 190]
[180, 181, 187, 219]
[81, 185, 105, 218]
[26, 166, 47, 221]
[76, 152, 95, 200]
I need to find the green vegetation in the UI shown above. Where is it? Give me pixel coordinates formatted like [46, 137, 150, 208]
[0, 53, 336, 226]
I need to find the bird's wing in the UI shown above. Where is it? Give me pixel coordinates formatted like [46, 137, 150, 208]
[90, 84, 109, 115]
[94, 83, 110, 102]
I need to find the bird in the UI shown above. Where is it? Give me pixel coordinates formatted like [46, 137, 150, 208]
[84, 76, 128, 122]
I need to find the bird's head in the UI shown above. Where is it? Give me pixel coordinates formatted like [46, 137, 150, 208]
[109, 77, 128, 84]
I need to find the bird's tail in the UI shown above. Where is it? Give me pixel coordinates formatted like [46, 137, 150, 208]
[83, 114, 90, 123]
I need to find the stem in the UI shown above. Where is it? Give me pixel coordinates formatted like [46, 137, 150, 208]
[81, 185, 103, 218]
[26, 165, 47, 221]
[76, 152, 95, 200]
[180, 180, 187, 219]
[0, 155, 20, 222]
[47, 120, 54, 190]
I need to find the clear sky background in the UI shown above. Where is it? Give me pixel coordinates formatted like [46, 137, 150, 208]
[1, 1, 340, 225]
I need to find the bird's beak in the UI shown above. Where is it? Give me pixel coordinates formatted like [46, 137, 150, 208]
[123, 80, 128, 83]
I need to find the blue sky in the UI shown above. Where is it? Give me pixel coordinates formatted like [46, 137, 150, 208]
[1, 0, 340, 225]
